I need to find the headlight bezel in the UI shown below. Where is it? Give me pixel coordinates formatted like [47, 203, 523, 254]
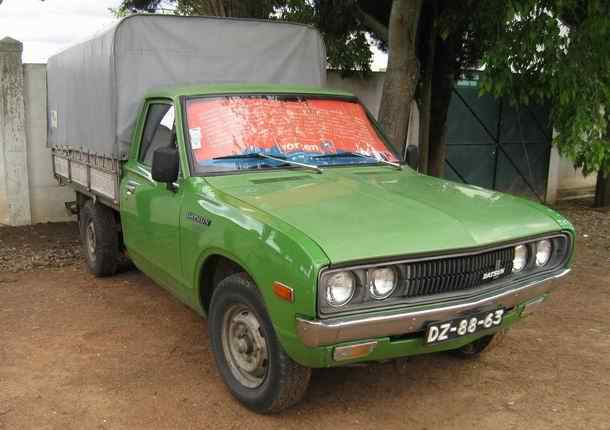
[317, 232, 572, 318]
[324, 271, 357, 307]
[535, 239, 553, 267]
[368, 267, 398, 300]
[512, 244, 529, 272]
[318, 266, 407, 315]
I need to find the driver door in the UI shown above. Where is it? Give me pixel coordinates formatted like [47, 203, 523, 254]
[121, 100, 184, 289]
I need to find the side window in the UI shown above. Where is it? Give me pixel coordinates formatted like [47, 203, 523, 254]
[139, 103, 175, 167]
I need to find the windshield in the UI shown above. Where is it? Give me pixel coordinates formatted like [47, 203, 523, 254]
[185, 95, 399, 174]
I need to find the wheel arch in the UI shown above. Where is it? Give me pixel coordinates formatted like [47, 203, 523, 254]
[197, 249, 257, 316]
[190, 234, 327, 368]
[76, 191, 123, 249]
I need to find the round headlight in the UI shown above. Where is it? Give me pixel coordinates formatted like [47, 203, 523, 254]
[369, 267, 397, 299]
[325, 271, 356, 307]
[513, 244, 528, 272]
[536, 239, 552, 267]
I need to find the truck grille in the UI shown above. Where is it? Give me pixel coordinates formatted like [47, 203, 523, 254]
[403, 247, 515, 298]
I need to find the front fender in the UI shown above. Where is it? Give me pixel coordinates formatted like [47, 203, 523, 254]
[180, 179, 329, 365]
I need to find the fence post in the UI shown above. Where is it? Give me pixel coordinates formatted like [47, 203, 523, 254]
[0, 37, 31, 226]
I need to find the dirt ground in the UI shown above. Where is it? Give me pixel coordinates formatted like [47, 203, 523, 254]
[1, 201, 609, 429]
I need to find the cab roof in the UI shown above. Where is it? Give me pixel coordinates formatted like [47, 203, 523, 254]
[144, 83, 355, 100]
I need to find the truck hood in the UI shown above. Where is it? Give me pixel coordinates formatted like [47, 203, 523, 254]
[205, 167, 563, 264]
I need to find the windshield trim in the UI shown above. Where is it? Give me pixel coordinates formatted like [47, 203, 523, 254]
[180, 93, 403, 177]
[194, 162, 403, 177]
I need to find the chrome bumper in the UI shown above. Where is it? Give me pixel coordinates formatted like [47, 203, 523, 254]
[296, 269, 570, 347]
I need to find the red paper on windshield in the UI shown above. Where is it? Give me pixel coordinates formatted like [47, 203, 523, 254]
[185, 97, 398, 162]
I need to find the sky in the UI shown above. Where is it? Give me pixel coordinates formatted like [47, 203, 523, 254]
[0, 0, 387, 69]
[0, 0, 122, 63]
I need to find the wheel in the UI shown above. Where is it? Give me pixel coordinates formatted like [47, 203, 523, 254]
[208, 273, 311, 413]
[449, 333, 500, 358]
[79, 200, 119, 277]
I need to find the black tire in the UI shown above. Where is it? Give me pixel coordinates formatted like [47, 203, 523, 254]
[79, 200, 119, 277]
[449, 333, 498, 358]
[208, 273, 311, 414]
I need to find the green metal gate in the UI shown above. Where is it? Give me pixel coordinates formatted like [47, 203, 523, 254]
[443, 78, 552, 202]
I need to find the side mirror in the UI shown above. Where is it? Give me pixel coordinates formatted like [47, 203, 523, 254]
[405, 144, 419, 171]
[152, 146, 179, 184]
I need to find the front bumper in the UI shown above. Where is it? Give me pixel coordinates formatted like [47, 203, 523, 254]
[296, 269, 570, 348]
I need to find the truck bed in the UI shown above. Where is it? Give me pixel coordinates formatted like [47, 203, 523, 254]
[52, 148, 121, 209]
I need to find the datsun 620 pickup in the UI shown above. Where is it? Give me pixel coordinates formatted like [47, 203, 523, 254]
[53, 85, 574, 413]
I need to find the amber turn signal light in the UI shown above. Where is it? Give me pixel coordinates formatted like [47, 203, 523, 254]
[333, 340, 378, 362]
[272, 282, 294, 303]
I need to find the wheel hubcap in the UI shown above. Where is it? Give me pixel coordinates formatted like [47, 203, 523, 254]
[86, 221, 96, 261]
[221, 304, 268, 388]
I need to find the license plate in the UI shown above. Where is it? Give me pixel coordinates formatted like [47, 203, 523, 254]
[425, 309, 505, 344]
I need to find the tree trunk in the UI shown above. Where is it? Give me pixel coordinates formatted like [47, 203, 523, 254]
[378, 0, 423, 155]
[428, 73, 455, 177]
[594, 160, 610, 207]
[427, 73, 453, 177]
[427, 33, 460, 178]
[417, 0, 437, 173]
[215, 0, 227, 17]
[594, 120, 610, 207]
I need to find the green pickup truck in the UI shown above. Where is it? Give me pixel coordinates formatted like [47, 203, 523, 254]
[48, 16, 574, 414]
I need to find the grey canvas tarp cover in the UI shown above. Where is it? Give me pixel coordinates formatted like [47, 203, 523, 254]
[47, 15, 327, 158]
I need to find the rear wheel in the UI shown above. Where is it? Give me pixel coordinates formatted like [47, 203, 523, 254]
[208, 273, 311, 413]
[79, 200, 119, 277]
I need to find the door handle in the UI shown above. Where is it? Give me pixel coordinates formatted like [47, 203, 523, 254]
[125, 181, 139, 195]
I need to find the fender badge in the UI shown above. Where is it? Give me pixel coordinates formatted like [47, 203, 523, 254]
[186, 212, 211, 226]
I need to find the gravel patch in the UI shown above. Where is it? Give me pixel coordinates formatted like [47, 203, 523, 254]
[0, 222, 81, 272]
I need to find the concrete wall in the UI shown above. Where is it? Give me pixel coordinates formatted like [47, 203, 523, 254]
[23, 64, 75, 223]
[0, 37, 73, 226]
[543, 146, 597, 203]
[0, 37, 31, 226]
[556, 157, 597, 199]
[328, 71, 386, 117]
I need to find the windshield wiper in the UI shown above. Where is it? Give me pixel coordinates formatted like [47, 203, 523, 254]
[313, 151, 402, 170]
[213, 152, 323, 174]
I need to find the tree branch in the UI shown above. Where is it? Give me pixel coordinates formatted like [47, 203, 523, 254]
[217, 0, 226, 17]
[355, 5, 389, 44]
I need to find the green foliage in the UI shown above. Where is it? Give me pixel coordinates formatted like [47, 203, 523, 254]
[117, 0, 164, 13]
[174, 0, 282, 18]
[480, 0, 610, 175]
[278, 1, 373, 75]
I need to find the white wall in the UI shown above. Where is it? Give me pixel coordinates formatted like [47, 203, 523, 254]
[0, 37, 31, 226]
[0, 36, 74, 226]
[557, 157, 597, 198]
[23, 64, 75, 223]
[327, 71, 386, 117]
